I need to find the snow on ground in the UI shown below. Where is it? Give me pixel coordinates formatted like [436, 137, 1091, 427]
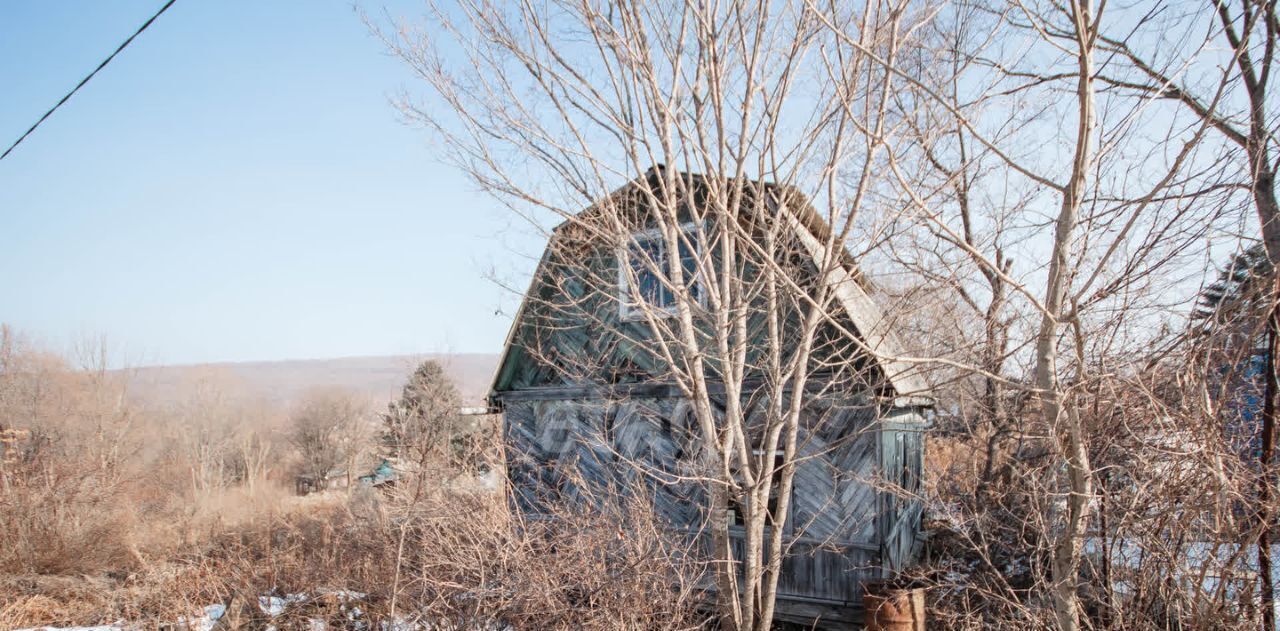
[9, 591, 513, 631]
[1085, 538, 1280, 621]
[14, 604, 226, 631]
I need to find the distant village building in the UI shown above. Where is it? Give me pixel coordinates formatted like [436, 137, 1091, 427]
[294, 468, 350, 495]
[296, 460, 401, 495]
[487, 168, 930, 627]
[357, 459, 398, 488]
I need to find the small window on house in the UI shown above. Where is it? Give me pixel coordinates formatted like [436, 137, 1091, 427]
[726, 448, 789, 531]
[727, 497, 743, 528]
[620, 225, 701, 319]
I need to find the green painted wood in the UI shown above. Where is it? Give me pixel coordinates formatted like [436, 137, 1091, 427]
[877, 408, 925, 573]
[493, 170, 931, 623]
[489, 174, 891, 397]
[503, 392, 901, 606]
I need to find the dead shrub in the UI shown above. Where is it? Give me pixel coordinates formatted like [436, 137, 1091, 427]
[148, 484, 709, 630]
[0, 465, 141, 576]
[1, 329, 706, 629]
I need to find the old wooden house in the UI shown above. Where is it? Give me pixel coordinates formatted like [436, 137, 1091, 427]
[487, 168, 929, 627]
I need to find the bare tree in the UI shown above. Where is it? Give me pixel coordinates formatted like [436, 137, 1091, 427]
[171, 370, 250, 494]
[1083, 3, 1280, 625]
[377, 1, 927, 627]
[377, 0, 1274, 627]
[839, 0, 1248, 627]
[1084, 0, 1280, 261]
[232, 409, 275, 493]
[289, 387, 370, 485]
[1032, 4, 1099, 627]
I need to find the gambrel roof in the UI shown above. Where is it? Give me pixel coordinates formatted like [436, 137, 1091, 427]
[488, 167, 930, 402]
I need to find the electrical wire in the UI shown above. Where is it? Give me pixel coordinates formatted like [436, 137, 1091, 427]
[0, 0, 178, 162]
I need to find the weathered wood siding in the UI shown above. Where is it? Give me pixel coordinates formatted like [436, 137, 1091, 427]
[491, 170, 929, 624]
[500, 392, 911, 605]
[490, 189, 881, 397]
[713, 535, 881, 604]
[879, 409, 927, 574]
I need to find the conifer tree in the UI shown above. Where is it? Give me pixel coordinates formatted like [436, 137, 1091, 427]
[381, 360, 465, 470]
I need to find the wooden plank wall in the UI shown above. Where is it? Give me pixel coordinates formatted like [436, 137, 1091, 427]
[878, 412, 926, 573]
[490, 213, 878, 396]
[502, 393, 891, 604]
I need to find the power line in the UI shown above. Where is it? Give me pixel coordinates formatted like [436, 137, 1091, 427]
[0, 0, 179, 163]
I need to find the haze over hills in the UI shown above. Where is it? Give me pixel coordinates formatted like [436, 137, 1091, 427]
[127, 353, 501, 407]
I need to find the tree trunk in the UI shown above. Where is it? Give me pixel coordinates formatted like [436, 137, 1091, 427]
[1244, 15, 1279, 627]
[1039, 3, 1096, 629]
[1253, 168, 1280, 265]
[1260, 275, 1278, 631]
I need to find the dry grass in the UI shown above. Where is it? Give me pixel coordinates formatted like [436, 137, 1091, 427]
[0, 330, 706, 630]
[0, 330, 706, 629]
[0, 486, 706, 630]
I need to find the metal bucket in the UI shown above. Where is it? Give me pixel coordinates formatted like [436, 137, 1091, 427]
[863, 582, 926, 631]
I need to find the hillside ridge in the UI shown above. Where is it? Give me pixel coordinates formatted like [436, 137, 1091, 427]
[126, 353, 500, 407]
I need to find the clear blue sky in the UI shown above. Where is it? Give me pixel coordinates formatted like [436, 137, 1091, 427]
[0, 1, 540, 366]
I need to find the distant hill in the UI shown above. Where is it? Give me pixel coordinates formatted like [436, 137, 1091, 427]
[127, 353, 500, 408]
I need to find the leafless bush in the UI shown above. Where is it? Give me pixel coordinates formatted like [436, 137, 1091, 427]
[288, 386, 373, 484]
[374, 480, 706, 630]
[1, 482, 705, 630]
[0, 326, 704, 629]
[0, 327, 292, 577]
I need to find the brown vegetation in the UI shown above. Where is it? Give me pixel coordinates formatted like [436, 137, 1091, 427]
[0, 326, 700, 630]
[375, 0, 1280, 627]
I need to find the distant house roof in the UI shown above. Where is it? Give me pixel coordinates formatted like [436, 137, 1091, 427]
[358, 459, 398, 486]
[489, 166, 930, 400]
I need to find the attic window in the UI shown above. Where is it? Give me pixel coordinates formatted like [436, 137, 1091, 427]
[619, 224, 702, 319]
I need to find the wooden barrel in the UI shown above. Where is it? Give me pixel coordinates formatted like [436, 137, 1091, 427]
[864, 582, 925, 631]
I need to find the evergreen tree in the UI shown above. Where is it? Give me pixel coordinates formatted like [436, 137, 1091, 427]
[1194, 242, 1273, 329]
[1194, 242, 1276, 461]
[381, 360, 464, 466]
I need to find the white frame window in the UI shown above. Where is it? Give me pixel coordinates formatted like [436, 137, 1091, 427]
[618, 222, 703, 320]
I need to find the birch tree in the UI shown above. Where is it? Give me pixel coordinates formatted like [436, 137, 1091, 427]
[379, 1, 924, 627]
